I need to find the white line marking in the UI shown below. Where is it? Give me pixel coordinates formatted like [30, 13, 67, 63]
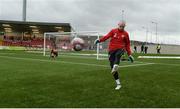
[119, 63, 154, 68]
[49, 55, 147, 64]
[154, 63, 180, 66]
[48, 54, 98, 59]
[138, 56, 180, 59]
[0, 55, 155, 68]
[0, 53, 16, 55]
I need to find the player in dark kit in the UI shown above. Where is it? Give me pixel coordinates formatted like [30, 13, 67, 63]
[50, 47, 58, 59]
[94, 21, 134, 90]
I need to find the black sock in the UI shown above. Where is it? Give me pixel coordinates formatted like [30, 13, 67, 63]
[113, 72, 119, 80]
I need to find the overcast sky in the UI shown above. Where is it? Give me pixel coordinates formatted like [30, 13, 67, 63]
[0, 0, 180, 45]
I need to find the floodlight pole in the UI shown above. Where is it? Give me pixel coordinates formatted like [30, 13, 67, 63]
[151, 21, 158, 44]
[150, 31, 153, 43]
[22, 0, 27, 22]
[122, 10, 124, 21]
[142, 26, 148, 44]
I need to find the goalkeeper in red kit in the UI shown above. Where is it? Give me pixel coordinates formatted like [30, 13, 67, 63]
[50, 47, 58, 59]
[94, 21, 134, 90]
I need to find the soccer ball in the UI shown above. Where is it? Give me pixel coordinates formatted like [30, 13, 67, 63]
[71, 37, 85, 51]
[73, 44, 83, 51]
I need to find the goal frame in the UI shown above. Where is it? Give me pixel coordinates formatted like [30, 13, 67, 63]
[43, 31, 101, 59]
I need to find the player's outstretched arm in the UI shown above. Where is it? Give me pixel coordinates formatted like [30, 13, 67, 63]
[94, 29, 114, 45]
[125, 33, 134, 63]
[94, 39, 100, 45]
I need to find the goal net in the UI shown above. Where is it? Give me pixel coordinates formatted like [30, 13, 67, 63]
[43, 31, 109, 60]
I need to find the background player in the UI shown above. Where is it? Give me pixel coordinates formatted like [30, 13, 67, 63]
[50, 46, 58, 59]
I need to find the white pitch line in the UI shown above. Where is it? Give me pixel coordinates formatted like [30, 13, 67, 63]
[0, 55, 154, 68]
[0, 53, 16, 55]
[0, 55, 109, 68]
[138, 56, 180, 59]
[50, 55, 148, 64]
[119, 63, 155, 68]
[154, 63, 180, 66]
[47, 54, 98, 59]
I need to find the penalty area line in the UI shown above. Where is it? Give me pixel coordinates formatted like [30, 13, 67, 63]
[0, 55, 154, 68]
[119, 63, 155, 68]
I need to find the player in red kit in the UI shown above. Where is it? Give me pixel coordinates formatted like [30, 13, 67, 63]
[94, 21, 134, 90]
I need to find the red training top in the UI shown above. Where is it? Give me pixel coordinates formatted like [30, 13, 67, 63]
[99, 28, 131, 56]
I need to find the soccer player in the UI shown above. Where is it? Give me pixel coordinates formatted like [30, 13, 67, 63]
[141, 43, 145, 53]
[50, 47, 58, 59]
[94, 21, 134, 90]
[156, 44, 161, 54]
[134, 45, 137, 53]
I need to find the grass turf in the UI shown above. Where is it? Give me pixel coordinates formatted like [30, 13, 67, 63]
[0, 50, 180, 107]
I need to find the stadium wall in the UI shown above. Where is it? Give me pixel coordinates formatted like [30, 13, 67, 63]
[133, 44, 180, 54]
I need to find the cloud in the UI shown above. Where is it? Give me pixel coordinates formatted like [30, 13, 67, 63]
[0, 0, 180, 44]
[0, 0, 22, 20]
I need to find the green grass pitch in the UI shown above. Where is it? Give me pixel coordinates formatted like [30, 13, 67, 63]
[0, 50, 180, 108]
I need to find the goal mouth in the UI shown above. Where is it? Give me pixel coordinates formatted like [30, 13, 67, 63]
[43, 31, 108, 60]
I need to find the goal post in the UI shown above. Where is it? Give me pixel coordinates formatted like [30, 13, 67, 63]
[43, 31, 108, 60]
